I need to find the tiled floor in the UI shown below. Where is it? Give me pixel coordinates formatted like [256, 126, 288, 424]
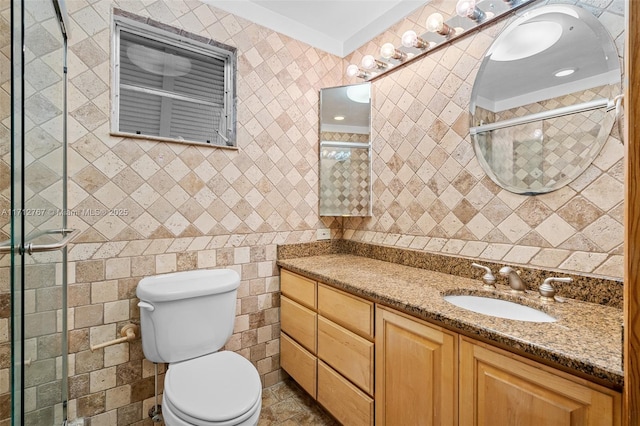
[258, 379, 339, 425]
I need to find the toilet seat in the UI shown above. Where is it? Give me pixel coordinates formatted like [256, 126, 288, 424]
[164, 351, 262, 425]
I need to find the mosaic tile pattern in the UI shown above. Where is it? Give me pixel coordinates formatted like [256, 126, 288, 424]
[342, 0, 625, 279]
[319, 145, 371, 216]
[320, 132, 369, 143]
[476, 85, 616, 192]
[0, 0, 627, 425]
[1, 0, 342, 424]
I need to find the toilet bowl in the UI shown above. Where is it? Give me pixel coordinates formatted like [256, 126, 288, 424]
[162, 352, 262, 426]
[136, 269, 262, 426]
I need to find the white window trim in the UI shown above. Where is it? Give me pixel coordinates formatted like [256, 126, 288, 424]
[111, 11, 237, 148]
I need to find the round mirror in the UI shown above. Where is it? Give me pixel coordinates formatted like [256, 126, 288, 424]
[469, 4, 621, 194]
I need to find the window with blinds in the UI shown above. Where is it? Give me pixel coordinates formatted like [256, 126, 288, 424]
[112, 15, 236, 147]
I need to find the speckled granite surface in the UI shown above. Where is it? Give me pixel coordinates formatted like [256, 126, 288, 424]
[277, 253, 623, 389]
[278, 240, 623, 308]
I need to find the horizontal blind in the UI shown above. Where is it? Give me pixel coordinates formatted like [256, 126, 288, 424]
[119, 89, 162, 136]
[169, 100, 221, 143]
[118, 29, 227, 143]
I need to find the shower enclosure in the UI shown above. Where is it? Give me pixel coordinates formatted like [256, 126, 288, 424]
[1, 0, 73, 424]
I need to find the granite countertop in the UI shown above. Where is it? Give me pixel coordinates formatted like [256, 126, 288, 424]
[277, 253, 623, 388]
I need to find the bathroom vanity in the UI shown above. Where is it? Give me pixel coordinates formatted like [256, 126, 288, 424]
[277, 245, 622, 426]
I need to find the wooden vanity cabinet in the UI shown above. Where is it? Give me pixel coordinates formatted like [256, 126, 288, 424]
[280, 270, 375, 425]
[375, 306, 458, 426]
[280, 270, 317, 398]
[281, 269, 621, 426]
[459, 337, 621, 426]
[317, 283, 375, 425]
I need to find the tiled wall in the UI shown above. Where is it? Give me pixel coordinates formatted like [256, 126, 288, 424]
[0, 0, 627, 424]
[1, 0, 344, 424]
[60, 2, 347, 423]
[342, 0, 626, 279]
[319, 131, 371, 216]
[477, 85, 614, 193]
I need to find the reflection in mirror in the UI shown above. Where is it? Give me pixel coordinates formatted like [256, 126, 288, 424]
[470, 4, 621, 194]
[319, 83, 372, 216]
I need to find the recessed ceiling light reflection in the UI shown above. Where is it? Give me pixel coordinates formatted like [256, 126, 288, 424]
[127, 44, 192, 76]
[346, 85, 370, 104]
[490, 21, 563, 61]
[333, 115, 345, 121]
[554, 68, 576, 77]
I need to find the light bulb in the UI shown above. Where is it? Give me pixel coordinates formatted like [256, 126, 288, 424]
[426, 13, 456, 37]
[380, 43, 396, 59]
[380, 42, 407, 61]
[401, 30, 430, 50]
[456, 0, 486, 22]
[426, 13, 445, 33]
[361, 55, 377, 70]
[456, 0, 475, 17]
[346, 64, 370, 79]
[346, 64, 360, 78]
[401, 30, 418, 48]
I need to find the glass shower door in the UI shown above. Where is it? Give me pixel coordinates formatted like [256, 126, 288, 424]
[5, 0, 72, 424]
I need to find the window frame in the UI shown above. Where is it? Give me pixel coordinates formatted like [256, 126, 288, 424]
[111, 11, 237, 148]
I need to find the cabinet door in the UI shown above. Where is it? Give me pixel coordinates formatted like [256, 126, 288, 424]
[375, 306, 457, 426]
[459, 337, 621, 426]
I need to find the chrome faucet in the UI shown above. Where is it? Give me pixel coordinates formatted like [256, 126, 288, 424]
[499, 266, 526, 293]
[539, 277, 573, 302]
[471, 263, 496, 289]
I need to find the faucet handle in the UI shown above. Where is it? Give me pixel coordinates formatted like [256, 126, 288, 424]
[471, 263, 496, 289]
[539, 277, 572, 302]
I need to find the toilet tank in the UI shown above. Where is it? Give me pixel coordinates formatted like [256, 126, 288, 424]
[136, 269, 240, 363]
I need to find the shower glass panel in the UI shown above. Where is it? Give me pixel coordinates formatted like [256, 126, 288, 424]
[6, 0, 70, 424]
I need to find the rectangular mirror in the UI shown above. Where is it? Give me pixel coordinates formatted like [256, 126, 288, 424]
[319, 83, 372, 216]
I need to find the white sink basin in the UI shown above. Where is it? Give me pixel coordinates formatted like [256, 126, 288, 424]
[443, 295, 556, 323]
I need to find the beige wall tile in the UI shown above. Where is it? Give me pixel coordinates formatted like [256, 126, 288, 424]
[3, 0, 618, 424]
[75, 305, 103, 329]
[103, 300, 129, 324]
[91, 281, 118, 304]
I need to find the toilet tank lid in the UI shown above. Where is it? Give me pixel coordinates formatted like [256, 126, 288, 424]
[137, 269, 240, 302]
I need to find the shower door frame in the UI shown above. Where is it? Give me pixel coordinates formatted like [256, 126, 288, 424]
[9, 1, 71, 424]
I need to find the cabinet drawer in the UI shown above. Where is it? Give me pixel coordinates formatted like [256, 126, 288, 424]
[318, 360, 373, 426]
[280, 333, 317, 399]
[281, 269, 316, 309]
[318, 283, 374, 340]
[281, 296, 316, 354]
[317, 316, 374, 395]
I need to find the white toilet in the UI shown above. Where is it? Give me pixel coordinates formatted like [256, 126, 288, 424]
[137, 269, 262, 426]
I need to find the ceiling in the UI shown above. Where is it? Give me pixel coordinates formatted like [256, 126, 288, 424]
[474, 5, 620, 112]
[202, 0, 428, 57]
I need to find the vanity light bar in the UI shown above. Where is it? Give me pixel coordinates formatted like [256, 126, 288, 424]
[470, 98, 614, 135]
[345, 0, 535, 81]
